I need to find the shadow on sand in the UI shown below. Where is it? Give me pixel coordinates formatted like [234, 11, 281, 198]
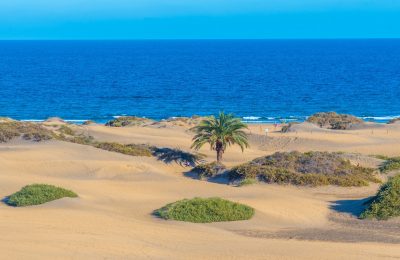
[329, 197, 374, 217]
[152, 147, 205, 167]
[184, 170, 230, 185]
[1, 196, 13, 206]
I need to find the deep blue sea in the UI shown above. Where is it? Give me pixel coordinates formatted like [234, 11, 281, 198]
[0, 40, 399, 123]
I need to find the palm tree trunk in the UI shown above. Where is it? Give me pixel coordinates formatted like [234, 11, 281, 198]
[216, 149, 223, 162]
[216, 141, 223, 162]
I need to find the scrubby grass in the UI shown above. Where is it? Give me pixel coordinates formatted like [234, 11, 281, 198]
[6, 184, 78, 207]
[66, 135, 95, 145]
[229, 151, 380, 187]
[94, 142, 153, 157]
[360, 175, 400, 220]
[56, 129, 153, 157]
[58, 125, 76, 136]
[370, 154, 390, 160]
[379, 157, 400, 173]
[307, 112, 363, 130]
[154, 197, 254, 223]
[0, 119, 160, 159]
[191, 161, 226, 179]
[0, 121, 54, 142]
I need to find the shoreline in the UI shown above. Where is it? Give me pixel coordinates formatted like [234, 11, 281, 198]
[9, 114, 400, 125]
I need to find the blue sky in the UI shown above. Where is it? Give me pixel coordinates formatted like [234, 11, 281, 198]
[1, 0, 399, 39]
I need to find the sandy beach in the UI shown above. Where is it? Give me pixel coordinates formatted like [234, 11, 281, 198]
[1, 120, 400, 259]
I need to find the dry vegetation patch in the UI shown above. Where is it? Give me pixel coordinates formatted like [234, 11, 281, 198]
[0, 121, 54, 142]
[52, 124, 153, 157]
[191, 161, 226, 179]
[105, 116, 154, 127]
[307, 112, 363, 130]
[228, 151, 380, 187]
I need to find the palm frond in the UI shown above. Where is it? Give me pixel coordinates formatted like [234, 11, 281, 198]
[190, 112, 249, 154]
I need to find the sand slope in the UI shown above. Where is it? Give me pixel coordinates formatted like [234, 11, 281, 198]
[0, 124, 400, 259]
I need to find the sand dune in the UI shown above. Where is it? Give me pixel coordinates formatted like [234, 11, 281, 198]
[0, 123, 400, 259]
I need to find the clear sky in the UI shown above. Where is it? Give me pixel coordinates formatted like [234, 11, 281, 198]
[1, 0, 400, 39]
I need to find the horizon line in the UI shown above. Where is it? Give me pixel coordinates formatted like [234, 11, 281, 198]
[1, 37, 400, 41]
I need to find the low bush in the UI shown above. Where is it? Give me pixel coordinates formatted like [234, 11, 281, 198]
[191, 161, 226, 179]
[6, 184, 78, 207]
[307, 112, 363, 130]
[228, 151, 380, 187]
[360, 175, 400, 220]
[154, 197, 254, 223]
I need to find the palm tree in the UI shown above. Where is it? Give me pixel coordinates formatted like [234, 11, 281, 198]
[191, 112, 249, 163]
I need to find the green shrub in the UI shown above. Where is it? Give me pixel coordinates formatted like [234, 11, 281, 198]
[360, 175, 400, 220]
[379, 157, 400, 173]
[94, 142, 153, 157]
[0, 121, 54, 142]
[6, 184, 78, 207]
[154, 197, 254, 223]
[191, 162, 226, 179]
[228, 151, 380, 187]
[307, 112, 363, 130]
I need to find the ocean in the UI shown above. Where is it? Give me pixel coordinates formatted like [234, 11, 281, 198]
[0, 40, 399, 123]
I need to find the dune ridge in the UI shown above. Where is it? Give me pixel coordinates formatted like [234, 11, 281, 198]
[0, 120, 400, 259]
